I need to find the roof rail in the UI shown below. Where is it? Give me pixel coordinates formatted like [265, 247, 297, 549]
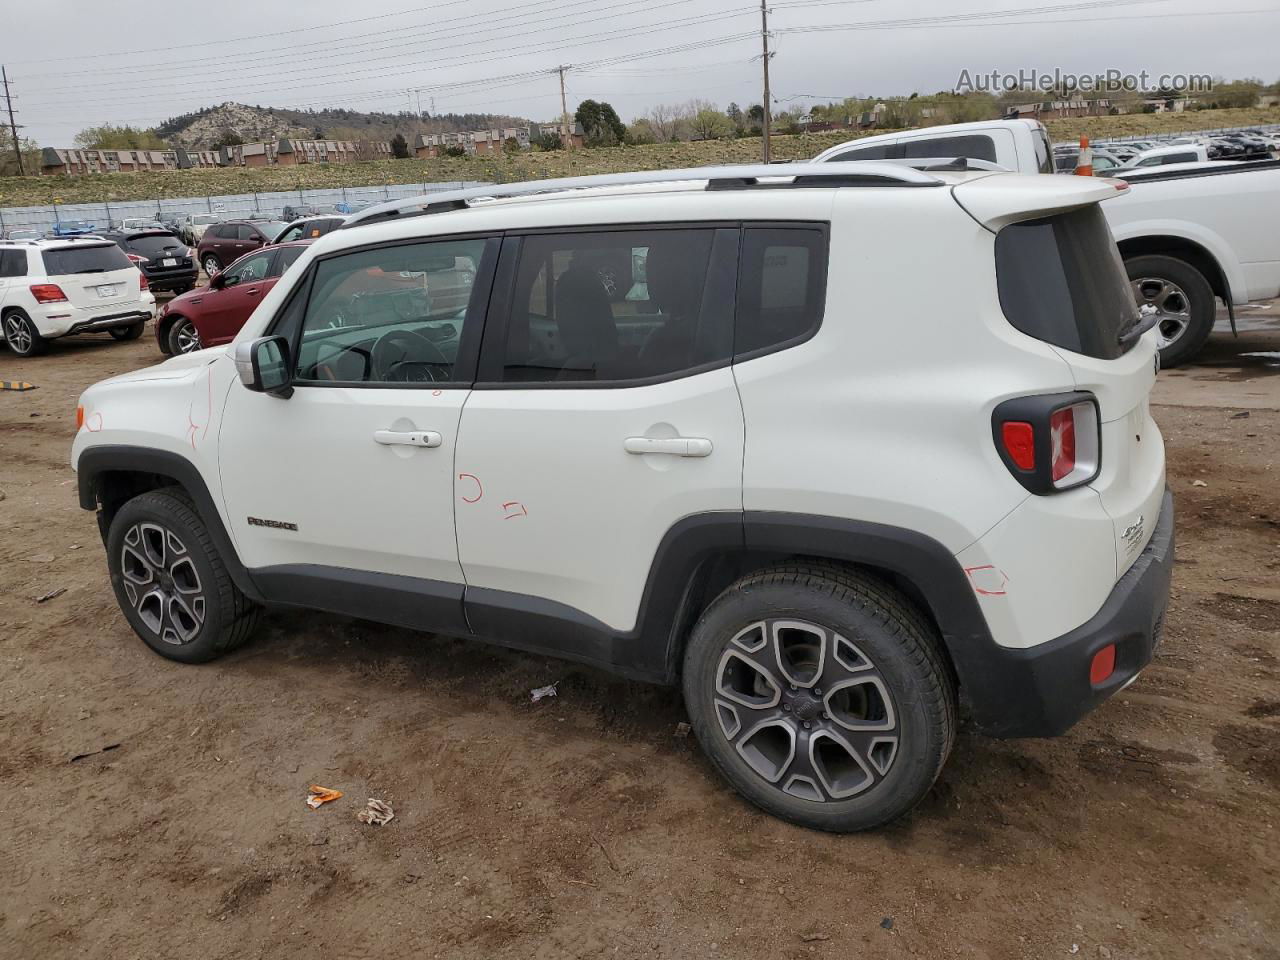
[342, 162, 943, 228]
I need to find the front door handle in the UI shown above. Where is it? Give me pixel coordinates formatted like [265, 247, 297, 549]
[624, 436, 713, 457]
[374, 430, 442, 448]
[245, 287, 260, 296]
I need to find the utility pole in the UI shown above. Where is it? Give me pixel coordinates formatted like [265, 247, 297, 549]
[2, 65, 23, 176]
[557, 64, 572, 148]
[759, 0, 772, 163]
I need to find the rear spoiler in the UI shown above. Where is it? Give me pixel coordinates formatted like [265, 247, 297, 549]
[950, 175, 1128, 231]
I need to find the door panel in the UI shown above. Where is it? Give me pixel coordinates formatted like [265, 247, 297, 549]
[455, 226, 743, 633]
[219, 234, 498, 602]
[455, 374, 744, 631]
[218, 385, 468, 584]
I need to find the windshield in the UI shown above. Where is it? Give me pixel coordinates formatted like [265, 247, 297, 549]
[194, 215, 220, 225]
[995, 205, 1139, 360]
[43, 243, 133, 276]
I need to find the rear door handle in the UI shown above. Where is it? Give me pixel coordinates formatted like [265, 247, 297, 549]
[624, 436, 713, 457]
[374, 430, 442, 448]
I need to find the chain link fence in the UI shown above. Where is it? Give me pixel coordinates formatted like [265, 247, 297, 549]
[0, 181, 489, 238]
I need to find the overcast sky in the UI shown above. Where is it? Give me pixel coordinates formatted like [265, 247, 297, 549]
[5, 0, 1276, 145]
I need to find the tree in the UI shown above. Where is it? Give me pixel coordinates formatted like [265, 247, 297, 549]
[443, 144, 468, 158]
[503, 136, 522, 154]
[390, 133, 410, 159]
[691, 108, 732, 140]
[646, 103, 680, 142]
[574, 99, 626, 146]
[73, 124, 168, 150]
[0, 128, 40, 176]
[212, 128, 244, 149]
[726, 102, 744, 132]
[625, 119, 657, 145]
[747, 104, 765, 123]
[535, 131, 563, 151]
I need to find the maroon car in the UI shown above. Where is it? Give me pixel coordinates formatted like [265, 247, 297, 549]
[157, 241, 310, 355]
[195, 218, 286, 277]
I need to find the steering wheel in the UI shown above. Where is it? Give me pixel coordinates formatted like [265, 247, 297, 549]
[371, 329, 449, 383]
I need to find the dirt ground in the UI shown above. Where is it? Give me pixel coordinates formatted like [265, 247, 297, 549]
[1, 301, 1277, 960]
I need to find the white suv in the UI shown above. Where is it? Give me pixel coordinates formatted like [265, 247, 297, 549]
[71, 164, 1173, 831]
[1, 238, 155, 356]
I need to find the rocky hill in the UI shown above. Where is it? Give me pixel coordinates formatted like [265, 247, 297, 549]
[156, 102, 532, 150]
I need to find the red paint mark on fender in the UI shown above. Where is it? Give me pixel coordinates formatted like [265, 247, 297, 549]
[964, 564, 1009, 597]
[84, 412, 103, 432]
[502, 501, 527, 519]
[432, 389, 443, 396]
[458, 473, 483, 503]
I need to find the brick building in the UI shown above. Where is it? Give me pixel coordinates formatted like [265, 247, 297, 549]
[40, 139, 391, 176]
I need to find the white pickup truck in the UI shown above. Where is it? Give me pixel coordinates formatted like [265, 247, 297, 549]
[817, 123, 1280, 366]
[1105, 161, 1280, 365]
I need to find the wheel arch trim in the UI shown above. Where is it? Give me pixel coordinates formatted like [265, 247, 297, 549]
[76, 444, 263, 602]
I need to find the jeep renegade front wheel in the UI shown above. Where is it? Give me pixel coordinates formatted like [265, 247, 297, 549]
[106, 489, 260, 663]
[682, 564, 957, 832]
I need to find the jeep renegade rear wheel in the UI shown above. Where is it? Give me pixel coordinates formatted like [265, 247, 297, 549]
[106, 489, 260, 663]
[682, 563, 956, 832]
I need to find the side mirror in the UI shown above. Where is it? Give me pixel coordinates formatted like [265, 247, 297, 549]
[209, 271, 226, 289]
[233, 336, 293, 398]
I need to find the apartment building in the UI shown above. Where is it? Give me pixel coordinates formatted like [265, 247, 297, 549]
[415, 121, 584, 158]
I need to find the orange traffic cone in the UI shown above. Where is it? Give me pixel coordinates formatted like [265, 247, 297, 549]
[1075, 135, 1093, 176]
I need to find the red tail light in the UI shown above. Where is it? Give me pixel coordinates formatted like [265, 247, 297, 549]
[139, 272, 149, 291]
[30, 283, 68, 303]
[992, 393, 1100, 494]
[127, 253, 147, 264]
[999, 421, 1036, 471]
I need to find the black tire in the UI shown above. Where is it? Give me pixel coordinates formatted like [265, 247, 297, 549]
[105, 489, 260, 664]
[166, 315, 202, 354]
[2, 309, 47, 356]
[109, 321, 145, 341]
[201, 254, 221, 276]
[682, 562, 957, 832]
[1124, 254, 1216, 369]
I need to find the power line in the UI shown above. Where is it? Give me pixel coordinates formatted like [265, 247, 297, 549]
[23, 6, 753, 111]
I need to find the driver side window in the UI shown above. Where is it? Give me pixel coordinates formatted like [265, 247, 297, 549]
[291, 237, 489, 386]
[224, 251, 272, 286]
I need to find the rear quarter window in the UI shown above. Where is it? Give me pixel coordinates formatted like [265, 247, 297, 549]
[900, 134, 998, 162]
[0, 249, 27, 278]
[41, 244, 133, 276]
[995, 205, 1139, 361]
[734, 226, 827, 360]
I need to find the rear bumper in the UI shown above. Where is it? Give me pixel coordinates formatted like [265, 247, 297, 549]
[143, 267, 197, 291]
[964, 488, 1174, 737]
[36, 307, 153, 338]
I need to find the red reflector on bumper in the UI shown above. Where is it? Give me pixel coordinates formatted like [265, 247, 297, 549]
[1089, 643, 1116, 685]
[1000, 421, 1036, 470]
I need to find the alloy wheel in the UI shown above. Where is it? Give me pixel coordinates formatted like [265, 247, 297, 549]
[174, 320, 202, 354]
[1131, 277, 1191, 349]
[119, 522, 206, 645]
[714, 619, 900, 802]
[202, 256, 219, 276]
[4, 314, 33, 353]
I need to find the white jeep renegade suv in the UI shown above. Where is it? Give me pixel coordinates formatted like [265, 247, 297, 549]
[71, 164, 1173, 831]
[1, 237, 155, 355]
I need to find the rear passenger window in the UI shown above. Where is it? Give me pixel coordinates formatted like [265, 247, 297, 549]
[0, 249, 27, 278]
[830, 143, 893, 161]
[272, 245, 306, 276]
[734, 227, 827, 359]
[900, 134, 997, 162]
[498, 228, 732, 384]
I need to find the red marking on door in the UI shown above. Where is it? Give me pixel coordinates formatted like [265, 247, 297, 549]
[964, 564, 1009, 597]
[458, 473, 483, 503]
[85, 412, 103, 433]
[502, 501, 527, 519]
[432, 389, 443, 396]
